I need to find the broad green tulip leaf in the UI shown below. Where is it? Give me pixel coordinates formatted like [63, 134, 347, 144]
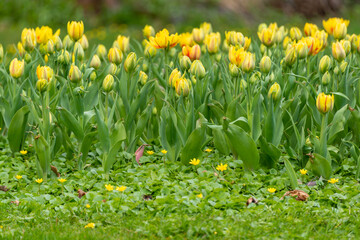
[8, 105, 29, 153]
[58, 107, 84, 141]
[95, 108, 110, 153]
[84, 83, 99, 111]
[328, 105, 347, 144]
[309, 153, 332, 179]
[104, 141, 123, 174]
[180, 127, 207, 164]
[284, 158, 299, 189]
[212, 127, 230, 155]
[34, 135, 51, 179]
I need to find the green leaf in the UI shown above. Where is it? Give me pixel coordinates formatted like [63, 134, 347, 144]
[34, 135, 51, 179]
[283, 158, 299, 189]
[58, 108, 84, 141]
[8, 105, 29, 153]
[180, 127, 207, 164]
[95, 108, 110, 153]
[309, 153, 332, 179]
[212, 127, 230, 155]
[104, 141, 123, 174]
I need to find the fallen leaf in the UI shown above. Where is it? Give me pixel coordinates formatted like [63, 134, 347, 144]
[135, 144, 150, 165]
[281, 190, 309, 201]
[10, 200, 20, 206]
[143, 194, 153, 201]
[51, 165, 60, 177]
[307, 181, 316, 186]
[78, 189, 87, 198]
[246, 197, 259, 206]
[0, 186, 9, 192]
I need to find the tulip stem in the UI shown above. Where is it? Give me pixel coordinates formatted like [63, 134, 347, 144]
[164, 49, 169, 101]
[105, 92, 109, 124]
[319, 113, 328, 159]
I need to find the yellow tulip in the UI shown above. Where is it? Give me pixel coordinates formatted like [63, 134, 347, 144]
[179, 32, 194, 47]
[316, 93, 334, 114]
[204, 32, 221, 54]
[143, 25, 155, 39]
[36, 65, 54, 81]
[333, 22, 347, 40]
[102, 74, 114, 92]
[268, 82, 281, 100]
[89, 55, 101, 69]
[67, 21, 84, 41]
[304, 23, 318, 37]
[169, 68, 182, 87]
[21, 28, 36, 51]
[124, 52, 137, 73]
[323, 17, 349, 35]
[225, 31, 244, 46]
[192, 28, 204, 43]
[241, 52, 255, 73]
[175, 77, 190, 97]
[259, 56, 271, 73]
[149, 29, 179, 49]
[289, 27, 302, 41]
[108, 47, 123, 65]
[332, 42, 346, 62]
[257, 28, 275, 47]
[9, 58, 25, 78]
[68, 65, 82, 83]
[114, 35, 130, 53]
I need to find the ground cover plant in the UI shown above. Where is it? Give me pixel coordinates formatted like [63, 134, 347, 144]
[1, 18, 360, 239]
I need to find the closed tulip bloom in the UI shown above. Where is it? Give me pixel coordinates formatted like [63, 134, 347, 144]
[169, 68, 182, 87]
[79, 34, 89, 50]
[17, 42, 25, 57]
[9, 58, 25, 78]
[304, 23, 318, 36]
[284, 45, 296, 66]
[340, 40, 351, 55]
[289, 27, 302, 41]
[68, 65, 82, 83]
[257, 28, 275, 47]
[102, 74, 114, 92]
[319, 55, 331, 74]
[225, 31, 244, 46]
[179, 32, 194, 47]
[192, 28, 205, 43]
[182, 44, 201, 61]
[175, 77, 190, 97]
[22, 28, 36, 51]
[96, 44, 107, 59]
[108, 47, 123, 65]
[268, 82, 281, 100]
[63, 35, 74, 49]
[316, 93, 334, 114]
[323, 17, 349, 35]
[333, 22, 347, 40]
[190, 60, 206, 78]
[149, 29, 179, 49]
[144, 42, 157, 58]
[332, 42, 346, 62]
[143, 25, 155, 39]
[90, 55, 101, 69]
[139, 71, 148, 85]
[115, 35, 130, 53]
[322, 71, 331, 86]
[124, 52, 137, 73]
[180, 55, 191, 71]
[36, 65, 54, 81]
[229, 63, 239, 77]
[296, 42, 308, 59]
[67, 21, 84, 41]
[241, 52, 255, 73]
[200, 22, 212, 35]
[274, 26, 287, 44]
[107, 63, 118, 75]
[54, 35, 63, 50]
[35, 26, 56, 44]
[259, 55, 271, 73]
[349, 34, 359, 52]
[46, 39, 55, 53]
[73, 42, 84, 61]
[204, 32, 221, 54]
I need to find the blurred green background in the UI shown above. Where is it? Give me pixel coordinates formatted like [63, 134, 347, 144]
[1, 0, 360, 48]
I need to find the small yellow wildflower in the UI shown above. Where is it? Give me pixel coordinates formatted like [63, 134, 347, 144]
[84, 223, 95, 229]
[216, 163, 228, 171]
[328, 178, 339, 184]
[20, 150, 27, 155]
[15, 175, 23, 180]
[0, 225, 3, 229]
[205, 148, 213, 153]
[268, 188, 276, 193]
[105, 184, 114, 191]
[196, 193, 203, 198]
[58, 178, 67, 183]
[116, 186, 127, 192]
[35, 178, 43, 184]
[300, 169, 308, 175]
[147, 150, 154, 155]
[85, 204, 91, 209]
[189, 158, 200, 166]
[161, 149, 167, 154]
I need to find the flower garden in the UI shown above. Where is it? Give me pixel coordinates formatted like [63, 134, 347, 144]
[1, 18, 360, 239]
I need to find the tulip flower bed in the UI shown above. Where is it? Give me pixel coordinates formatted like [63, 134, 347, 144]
[1, 18, 360, 238]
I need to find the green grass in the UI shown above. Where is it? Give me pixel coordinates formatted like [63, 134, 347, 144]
[1, 139, 360, 239]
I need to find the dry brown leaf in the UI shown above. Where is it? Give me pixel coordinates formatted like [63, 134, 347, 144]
[11, 200, 20, 206]
[143, 194, 153, 201]
[281, 190, 309, 201]
[78, 189, 87, 198]
[51, 165, 60, 177]
[0, 185, 9, 192]
[246, 197, 259, 206]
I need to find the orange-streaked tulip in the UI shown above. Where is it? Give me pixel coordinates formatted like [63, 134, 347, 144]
[169, 68, 182, 87]
[192, 28, 204, 43]
[241, 52, 255, 73]
[36, 65, 54, 81]
[9, 58, 25, 78]
[316, 93, 334, 114]
[149, 29, 179, 49]
[204, 32, 221, 54]
[182, 44, 201, 61]
[304, 23, 318, 36]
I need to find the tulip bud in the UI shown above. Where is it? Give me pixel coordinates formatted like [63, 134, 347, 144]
[97, 44, 107, 59]
[139, 71, 148, 85]
[67, 21, 84, 41]
[229, 63, 239, 77]
[284, 46, 296, 66]
[107, 63, 118, 75]
[152, 107, 158, 115]
[103, 74, 114, 92]
[268, 82, 281, 101]
[322, 71, 331, 86]
[250, 71, 261, 84]
[296, 42, 308, 59]
[144, 44, 157, 58]
[319, 55, 331, 74]
[25, 53, 32, 63]
[17, 42, 25, 57]
[334, 66, 339, 75]
[44, 54, 49, 64]
[269, 72, 275, 82]
[68, 65, 82, 83]
[142, 63, 148, 72]
[215, 53, 222, 62]
[9, 58, 25, 78]
[180, 55, 191, 71]
[90, 71, 97, 81]
[46, 39, 55, 53]
[175, 78, 190, 97]
[242, 52, 255, 73]
[90, 55, 101, 69]
[332, 42, 346, 62]
[341, 40, 351, 55]
[58, 50, 71, 65]
[0, 44, 3, 63]
[54, 35, 63, 50]
[190, 60, 206, 79]
[289, 27, 302, 41]
[191, 76, 197, 85]
[124, 52, 137, 73]
[79, 34, 89, 50]
[36, 79, 48, 92]
[333, 22, 347, 40]
[340, 61, 348, 73]
[189, 44, 201, 61]
[108, 47, 123, 65]
[63, 35, 74, 49]
[143, 25, 155, 39]
[258, 23, 267, 33]
[169, 68, 182, 87]
[349, 34, 359, 52]
[115, 35, 130, 53]
[305, 137, 312, 147]
[24, 31, 36, 51]
[73, 42, 84, 61]
[316, 93, 334, 114]
[240, 79, 247, 90]
[192, 28, 204, 43]
[259, 56, 271, 73]
[36, 65, 54, 82]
